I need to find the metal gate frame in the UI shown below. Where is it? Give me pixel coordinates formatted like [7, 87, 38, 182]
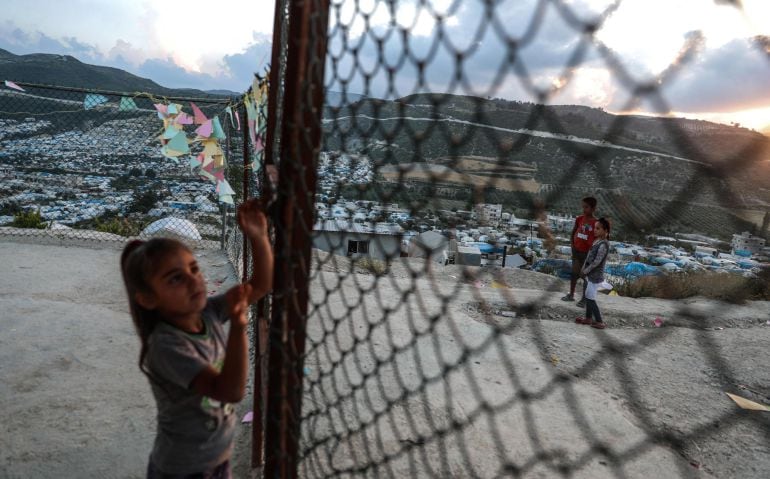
[259, 0, 331, 477]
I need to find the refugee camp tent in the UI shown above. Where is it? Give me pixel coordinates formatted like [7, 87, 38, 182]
[408, 230, 449, 263]
[141, 217, 202, 243]
[605, 262, 661, 279]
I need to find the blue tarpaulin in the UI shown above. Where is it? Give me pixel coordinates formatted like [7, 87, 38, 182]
[605, 262, 661, 279]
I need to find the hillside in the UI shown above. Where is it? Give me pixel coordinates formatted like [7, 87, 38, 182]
[0, 48, 225, 98]
[322, 94, 770, 239]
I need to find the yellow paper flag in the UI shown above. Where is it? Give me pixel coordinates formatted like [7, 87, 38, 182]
[203, 140, 222, 158]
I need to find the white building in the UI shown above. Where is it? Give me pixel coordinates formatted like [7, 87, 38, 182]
[547, 214, 574, 234]
[474, 203, 503, 225]
[312, 220, 403, 261]
[731, 231, 766, 255]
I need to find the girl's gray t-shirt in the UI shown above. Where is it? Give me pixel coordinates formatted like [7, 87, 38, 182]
[144, 295, 236, 475]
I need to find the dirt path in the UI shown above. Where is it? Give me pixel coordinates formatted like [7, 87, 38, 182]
[1, 241, 768, 478]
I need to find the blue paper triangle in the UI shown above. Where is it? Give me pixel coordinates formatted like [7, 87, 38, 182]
[84, 93, 108, 110]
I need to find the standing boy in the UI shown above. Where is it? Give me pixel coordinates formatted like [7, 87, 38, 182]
[561, 197, 597, 307]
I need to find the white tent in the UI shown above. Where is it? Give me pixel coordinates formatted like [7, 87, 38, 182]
[408, 230, 449, 263]
[141, 217, 202, 242]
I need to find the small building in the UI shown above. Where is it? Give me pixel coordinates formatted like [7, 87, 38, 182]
[456, 245, 481, 266]
[731, 231, 766, 256]
[312, 220, 402, 261]
[475, 203, 503, 225]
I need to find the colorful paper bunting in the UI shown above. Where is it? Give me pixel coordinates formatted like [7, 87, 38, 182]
[245, 99, 257, 121]
[225, 106, 235, 128]
[203, 141, 222, 158]
[161, 145, 184, 158]
[167, 131, 190, 154]
[84, 93, 108, 110]
[190, 102, 208, 124]
[196, 120, 213, 138]
[167, 103, 178, 115]
[248, 120, 257, 146]
[162, 124, 181, 140]
[4, 80, 25, 92]
[154, 103, 168, 119]
[218, 194, 234, 205]
[119, 96, 137, 111]
[176, 112, 193, 125]
[212, 117, 226, 140]
[217, 180, 236, 196]
[189, 155, 202, 172]
[199, 161, 216, 181]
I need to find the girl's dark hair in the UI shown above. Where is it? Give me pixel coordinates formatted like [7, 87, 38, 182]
[120, 238, 191, 384]
[596, 217, 611, 239]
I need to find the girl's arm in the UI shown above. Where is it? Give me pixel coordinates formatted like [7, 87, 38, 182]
[191, 284, 251, 403]
[581, 242, 608, 276]
[237, 198, 274, 303]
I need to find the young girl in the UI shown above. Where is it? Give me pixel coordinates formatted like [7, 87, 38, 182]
[121, 199, 272, 478]
[575, 217, 610, 329]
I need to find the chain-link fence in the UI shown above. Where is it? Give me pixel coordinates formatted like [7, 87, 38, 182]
[2, 0, 769, 477]
[0, 81, 244, 249]
[256, 0, 770, 478]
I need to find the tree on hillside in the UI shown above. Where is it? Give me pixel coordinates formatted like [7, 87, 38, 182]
[128, 189, 160, 214]
[129, 168, 142, 177]
[145, 169, 156, 179]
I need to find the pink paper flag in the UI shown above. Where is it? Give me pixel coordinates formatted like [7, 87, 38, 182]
[254, 135, 264, 153]
[213, 169, 225, 182]
[154, 103, 168, 114]
[248, 120, 256, 146]
[4, 80, 25, 92]
[190, 102, 208, 125]
[242, 411, 254, 424]
[196, 120, 213, 138]
[176, 111, 193, 125]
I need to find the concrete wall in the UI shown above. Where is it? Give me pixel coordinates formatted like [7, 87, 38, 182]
[312, 230, 402, 261]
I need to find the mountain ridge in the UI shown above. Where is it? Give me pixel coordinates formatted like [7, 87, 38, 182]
[0, 48, 226, 98]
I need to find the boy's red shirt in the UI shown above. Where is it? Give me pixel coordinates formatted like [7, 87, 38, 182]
[572, 215, 597, 253]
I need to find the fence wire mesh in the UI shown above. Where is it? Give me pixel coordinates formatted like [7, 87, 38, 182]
[0, 82, 241, 249]
[258, 0, 770, 478]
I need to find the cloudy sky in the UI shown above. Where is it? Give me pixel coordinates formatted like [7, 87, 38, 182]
[2, 0, 769, 130]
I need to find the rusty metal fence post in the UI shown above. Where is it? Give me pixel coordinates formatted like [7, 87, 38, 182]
[263, 0, 330, 477]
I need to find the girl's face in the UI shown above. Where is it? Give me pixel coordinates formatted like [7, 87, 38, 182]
[594, 222, 607, 239]
[142, 249, 207, 317]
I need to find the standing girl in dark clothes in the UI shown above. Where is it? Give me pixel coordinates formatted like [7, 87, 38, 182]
[575, 218, 611, 329]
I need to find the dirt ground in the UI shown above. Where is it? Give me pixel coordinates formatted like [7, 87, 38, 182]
[1, 239, 769, 478]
